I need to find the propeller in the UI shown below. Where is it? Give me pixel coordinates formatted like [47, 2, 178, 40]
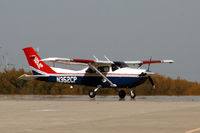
[147, 56, 152, 72]
[139, 56, 156, 89]
[139, 73, 156, 89]
[148, 76, 156, 89]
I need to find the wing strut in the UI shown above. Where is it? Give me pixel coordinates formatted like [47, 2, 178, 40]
[88, 64, 117, 88]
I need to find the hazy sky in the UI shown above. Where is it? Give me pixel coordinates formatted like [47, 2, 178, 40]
[0, 0, 200, 82]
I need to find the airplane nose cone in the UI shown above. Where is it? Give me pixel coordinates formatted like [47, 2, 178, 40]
[139, 70, 155, 77]
[139, 72, 147, 77]
[145, 70, 155, 75]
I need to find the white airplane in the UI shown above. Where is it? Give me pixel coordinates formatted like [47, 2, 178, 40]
[19, 47, 174, 99]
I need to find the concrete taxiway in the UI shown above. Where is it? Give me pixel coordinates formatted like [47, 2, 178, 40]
[0, 95, 200, 133]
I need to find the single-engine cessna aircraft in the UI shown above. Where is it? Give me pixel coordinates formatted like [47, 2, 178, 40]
[19, 47, 174, 99]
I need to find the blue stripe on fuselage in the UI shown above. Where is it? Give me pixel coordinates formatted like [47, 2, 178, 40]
[39, 75, 148, 88]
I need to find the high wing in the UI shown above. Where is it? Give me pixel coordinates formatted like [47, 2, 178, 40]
[42, 57, 89, 65]
[42, 57, 112, 66]
[42, 57, 174, 88]
[18, 74, 49, 80]
[42, 57, 174, 67]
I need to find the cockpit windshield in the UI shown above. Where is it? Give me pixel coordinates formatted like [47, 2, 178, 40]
[113, 61, 128, 68]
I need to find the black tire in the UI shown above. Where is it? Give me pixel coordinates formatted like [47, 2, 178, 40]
[88, 90, 96, 98]
[130, 90, 136, 99]
[118, 90, 126, 99]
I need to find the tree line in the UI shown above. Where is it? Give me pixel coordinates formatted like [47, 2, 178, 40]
[0, 68, 200, 95]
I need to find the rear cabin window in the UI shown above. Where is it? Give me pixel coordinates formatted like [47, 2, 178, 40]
[86, 68, 95, 73]
[86, 66, 110, 73]
[98, 66, 109, 72]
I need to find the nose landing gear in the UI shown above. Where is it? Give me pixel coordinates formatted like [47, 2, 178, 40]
[130, 90, 136, 99]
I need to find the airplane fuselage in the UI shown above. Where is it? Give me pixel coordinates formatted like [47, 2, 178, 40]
[33, 67, 148, 88]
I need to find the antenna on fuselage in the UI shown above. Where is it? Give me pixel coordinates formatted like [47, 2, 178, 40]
[104, 55, 111, 61]
[93, 55, 99, 61]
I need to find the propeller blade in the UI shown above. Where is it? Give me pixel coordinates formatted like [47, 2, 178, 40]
[147, 56, 152, 72]
[148, 76, 156, 89]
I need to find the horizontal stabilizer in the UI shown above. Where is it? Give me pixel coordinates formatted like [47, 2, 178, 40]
[18, 74, 49, 80]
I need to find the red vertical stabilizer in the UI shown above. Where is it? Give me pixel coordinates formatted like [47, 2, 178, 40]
[23, 47, 56, 74]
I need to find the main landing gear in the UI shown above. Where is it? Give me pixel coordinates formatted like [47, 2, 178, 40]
[88, 85, 101, 98]
[88, 85, 136, 99]
[118, 90, 126, 99]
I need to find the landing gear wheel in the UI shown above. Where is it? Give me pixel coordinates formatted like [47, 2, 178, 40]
[89, 90, 96, 98]
[119, 90, 126, 99]
[130, 90, 136, 99]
